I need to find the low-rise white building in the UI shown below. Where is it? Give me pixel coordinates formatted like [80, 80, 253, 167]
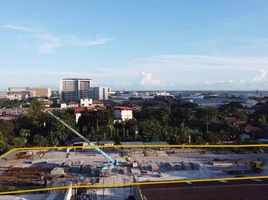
[80, 98, 92, 107]
[113, 106, 133, 122]
[0, 91, 7, 99]
[7, 87, 33, 100]
[60, 102, 79, 109]
[6, 87, 51, 100]
[32, 87, 52, 98]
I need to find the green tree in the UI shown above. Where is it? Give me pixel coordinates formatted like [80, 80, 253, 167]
[177, 124, 190, 144]
[50, 131, 60, 146]
[258, 115, 267, 127]
[27, 98, 43, 119]
[0, 131, 8, 153]
[203, 131, 220, 144]
[33, 134, 49, 146]
[138, 119, 162, 142]
[170, 107, 195, 127]
[89, 126, 96, 140]
[219, 102, 243, 118]
[191, 132, 206, 144]
[195, 107, 219, 133]
[41, 109, 77, 145]
[156, 107, 170, 126]
[77, 109, 114, 140]
[0, 120, 15, 140]
[12, 137, 27, 147]
[19, 129, 31, 138]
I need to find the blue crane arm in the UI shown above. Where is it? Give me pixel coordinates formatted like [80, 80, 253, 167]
[45, 110, 117, 169]
[89, 142, 116, 164]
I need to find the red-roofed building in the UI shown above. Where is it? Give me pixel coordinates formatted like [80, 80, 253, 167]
[74, 106, 96, 123]
[113, 106, 133, 110]
[242, 124, 263, 133]
[113, 106, 133, 122]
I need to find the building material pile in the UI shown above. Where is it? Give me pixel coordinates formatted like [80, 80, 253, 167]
[15, 152, 33, 160]
[0, 167, 51, 185]
[50, 167, 66, 177]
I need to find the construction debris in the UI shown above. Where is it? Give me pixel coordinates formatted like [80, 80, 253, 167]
[50, 167, 66, 177]
[0, 167, 51, 185]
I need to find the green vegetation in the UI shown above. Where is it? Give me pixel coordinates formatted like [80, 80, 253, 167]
[0, 99, 76, 154]
[0, 99, 268, 154]
[76, 101, 267, 145]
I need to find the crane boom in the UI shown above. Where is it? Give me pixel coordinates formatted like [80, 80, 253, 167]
[46, 110, 90, 143]
[45, 110, 116, 170]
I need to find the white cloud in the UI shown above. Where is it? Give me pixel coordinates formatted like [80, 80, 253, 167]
[31, 33, 63, 53]
[252, 69, 266, 82]
[38, 40, 63, 53]
[128, 55, 268, 89]
[201, 69, 267, 90]
[135, 55, 268, 72]
[2, 24, 113, 53]
[2, 53, 268, 90]
[70, 36, 113, 46]
[140, 72, 161, 86]
[2, 24, 35, 32]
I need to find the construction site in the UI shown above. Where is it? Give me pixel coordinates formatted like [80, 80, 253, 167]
[1, 145, 268, 200]
[1, 111, 268, 200]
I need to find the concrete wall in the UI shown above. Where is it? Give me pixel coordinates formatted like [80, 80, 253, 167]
[0, 150, 18, 167]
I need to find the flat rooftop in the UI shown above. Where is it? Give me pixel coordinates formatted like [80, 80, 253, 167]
[139, 179, 268, 200]
[0, 192, 65, 200]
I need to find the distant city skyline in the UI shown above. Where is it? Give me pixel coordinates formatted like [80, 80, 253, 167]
[1, 0, 268, 90]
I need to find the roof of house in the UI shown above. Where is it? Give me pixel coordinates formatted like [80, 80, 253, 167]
[242, 124, 263, 133]
[69, 102, 79, 105]
[74, 106, 96, 114]
[113, 106, 132, 111]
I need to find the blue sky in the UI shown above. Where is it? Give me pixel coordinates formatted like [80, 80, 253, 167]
[1, 0, 268, 90]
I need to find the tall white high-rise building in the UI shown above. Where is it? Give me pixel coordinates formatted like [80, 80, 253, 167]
[89, 87, 109, 100]
[60, 78, 92, 102]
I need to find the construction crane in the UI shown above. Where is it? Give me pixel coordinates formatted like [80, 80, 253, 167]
[45, 109, 117, 173]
